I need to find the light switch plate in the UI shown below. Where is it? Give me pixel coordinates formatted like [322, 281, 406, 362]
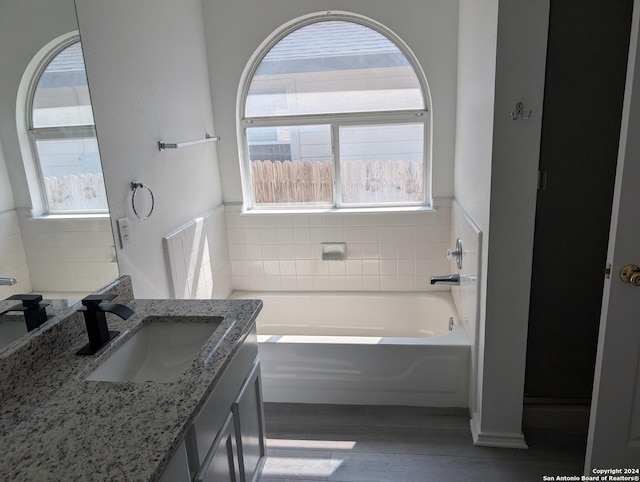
[116, 217, 131, 248]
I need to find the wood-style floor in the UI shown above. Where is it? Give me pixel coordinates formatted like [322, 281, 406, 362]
[259, 403, 586, 482]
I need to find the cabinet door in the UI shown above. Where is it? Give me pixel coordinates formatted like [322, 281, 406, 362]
[194, 413, 240, 482]
[232, 361, 266, 482]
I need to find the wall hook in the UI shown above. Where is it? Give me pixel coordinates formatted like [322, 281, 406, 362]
[511, 102, 532, 120]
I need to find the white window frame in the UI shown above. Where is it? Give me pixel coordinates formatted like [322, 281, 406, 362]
[237, 11, 432, 212]
[25, 35, 107, 215]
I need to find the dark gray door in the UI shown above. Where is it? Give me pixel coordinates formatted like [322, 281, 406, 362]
[525, 0, 633, 401]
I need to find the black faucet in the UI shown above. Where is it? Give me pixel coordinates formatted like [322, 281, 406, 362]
[76, 294, 134, 355]
[1, 294, 50, 331]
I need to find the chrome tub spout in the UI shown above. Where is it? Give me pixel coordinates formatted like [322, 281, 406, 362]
[430, 274, 460, 285]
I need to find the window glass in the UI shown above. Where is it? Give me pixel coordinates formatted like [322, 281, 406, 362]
[32, 42, 94, 128]
[339, 123, 424, 205]
[248, 125, 333, 206]
[34, 136, 105, 211]
[246, 21, 423, 117]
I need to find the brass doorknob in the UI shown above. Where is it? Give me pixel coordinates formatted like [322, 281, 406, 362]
[619, 264, 640, 286]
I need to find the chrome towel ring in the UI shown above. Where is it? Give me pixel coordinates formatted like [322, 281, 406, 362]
[131, 181, 155, 220]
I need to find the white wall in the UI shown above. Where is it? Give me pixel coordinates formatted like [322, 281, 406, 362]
[0, 138, 31, 297]
[0, 142, 16, 213]
[468, 0, 550, 447]
[454, 0, 498, 430]
[202, 0, 459, 204]
[75, 0, 226, 298]
[455, 0, 551, 447]
[454, 0, 498, 232]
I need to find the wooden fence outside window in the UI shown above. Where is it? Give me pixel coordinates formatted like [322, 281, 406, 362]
[43, 173, 108, 211]
[250, 159, 423, 205]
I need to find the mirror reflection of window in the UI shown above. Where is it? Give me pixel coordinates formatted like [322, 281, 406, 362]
[29, 41, 108, 213]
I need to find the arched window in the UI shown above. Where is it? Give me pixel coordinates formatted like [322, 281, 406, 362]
[27, 37, 107, 213]
[238, 12, 430, 210]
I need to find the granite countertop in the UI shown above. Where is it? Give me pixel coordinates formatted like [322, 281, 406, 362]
[0, 289, 262, 481]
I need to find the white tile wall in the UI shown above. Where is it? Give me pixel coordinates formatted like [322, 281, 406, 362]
[163, 205, 232, 300]
[18, 214, 118, 294]
[226, 201, 453, 292]
[450, 199, 482, 337]
[0, 210, 31, 297]
[450, 199, 482, 411]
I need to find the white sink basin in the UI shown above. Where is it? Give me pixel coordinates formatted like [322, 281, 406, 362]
[86, 316, 223, 383]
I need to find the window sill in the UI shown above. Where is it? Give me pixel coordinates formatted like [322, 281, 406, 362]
[31, 213, 110, 221]
[238, 205, 436, 216]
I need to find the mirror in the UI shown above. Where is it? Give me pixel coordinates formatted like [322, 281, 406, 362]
[0, 0, 119, 353]
[0, 297, 79, 352]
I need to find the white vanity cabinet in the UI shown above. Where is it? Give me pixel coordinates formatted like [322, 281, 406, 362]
[194, 413, 240, 482]
[231, 360, 264, 482]
[185, 324, 265, 482]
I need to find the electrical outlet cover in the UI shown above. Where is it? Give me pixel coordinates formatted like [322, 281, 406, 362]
[116, 217, 131, 248]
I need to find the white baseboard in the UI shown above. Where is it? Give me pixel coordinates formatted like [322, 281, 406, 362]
[470, 413, 529, 449]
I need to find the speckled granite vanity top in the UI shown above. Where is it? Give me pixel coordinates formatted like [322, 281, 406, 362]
[0, 276, 262, 481]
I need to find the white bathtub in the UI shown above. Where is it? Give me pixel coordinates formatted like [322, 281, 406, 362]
[229, 291, 470, 407]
